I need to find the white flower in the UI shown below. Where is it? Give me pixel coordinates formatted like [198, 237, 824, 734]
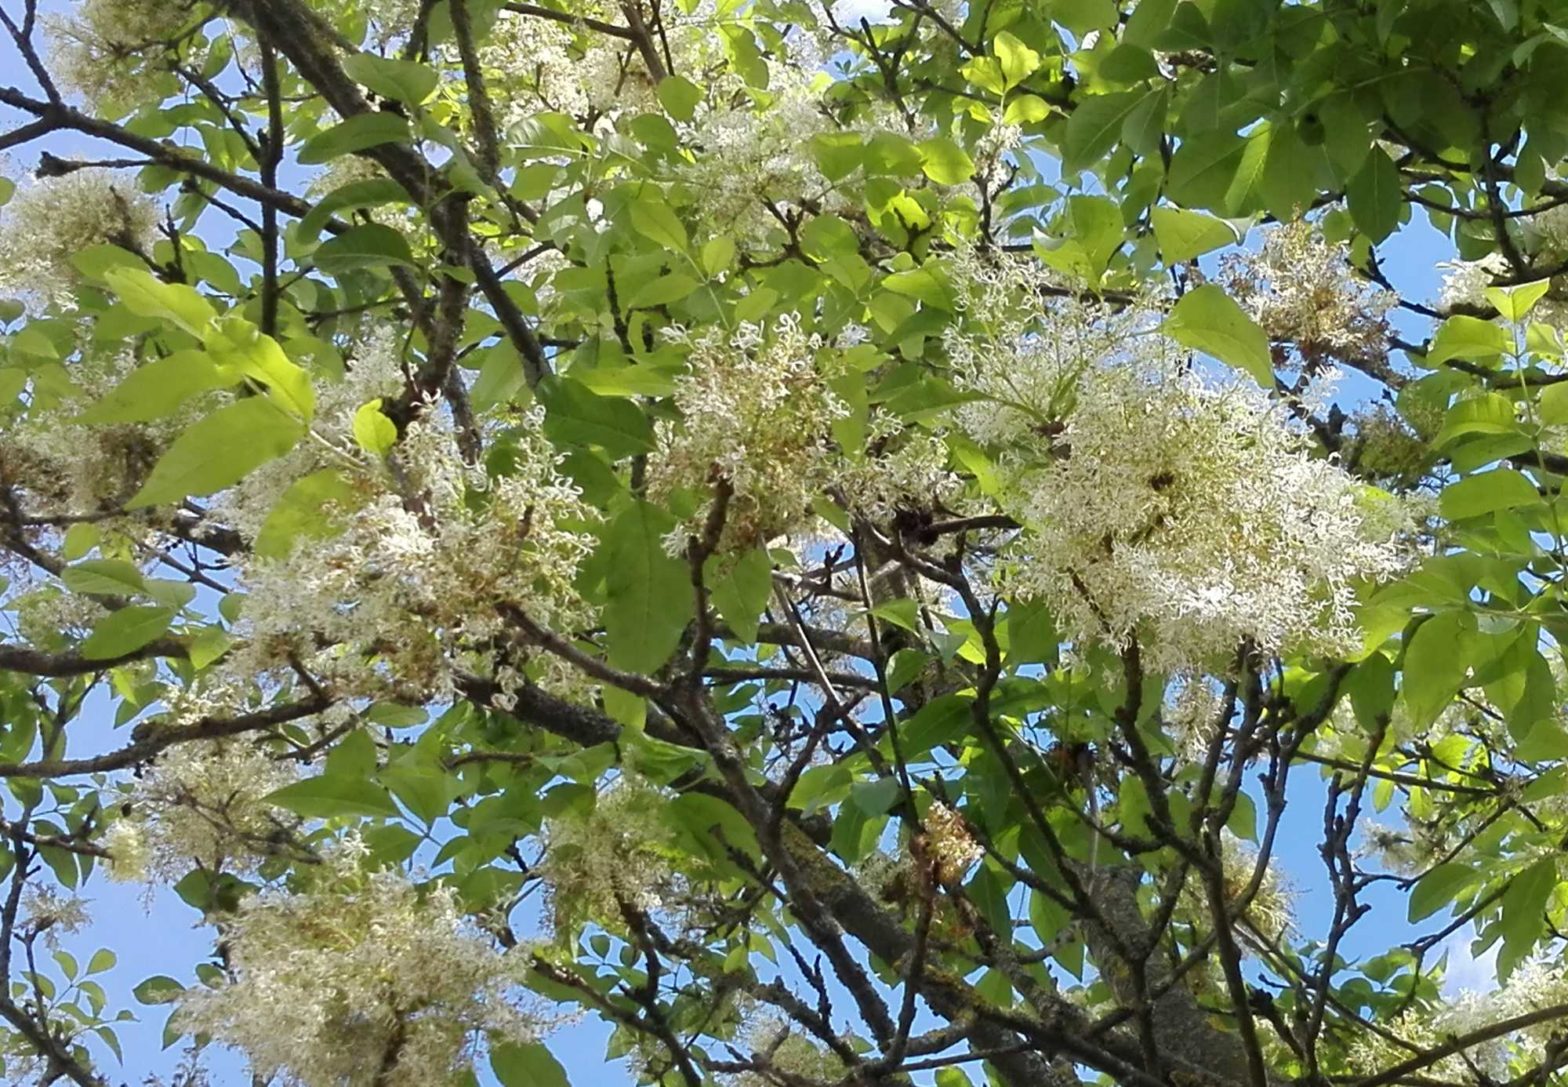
[176, 855, 545, 1087]
[21, 886, 90, 942]
[0, 169, 158, 307]
[46, 0, 198, 110]
[231, 403, 598, 702]
[102, 819, 150, 883]
[1001, 360, 1409, 672]
[538, 776, 686, 932]
[652, 314, 849, 547]
[923, 802, 983, 884]
[112, 739, 299, 879]
[1223, 221, 1395, 364]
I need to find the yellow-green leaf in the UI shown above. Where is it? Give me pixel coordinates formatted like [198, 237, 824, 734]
[80, 606, 177, 661]
[1160, 285, 1273, 386]
[103, 268, 216, 338]
[352, 398, 398, 457]
[128, 398, 305, 509]
[918, 138, 975, 186]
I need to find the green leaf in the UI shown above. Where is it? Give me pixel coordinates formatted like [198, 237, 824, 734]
[1062, 90, 1147, 175]
[1318, 92, 1371, 179]
[1259, 122, 1318, 221]
[1150, 207, 1239, 263]
[1224, 124, 1272, 215]
[1426, 315, 1513, 366]
[882, 266, 954, 310]
[538, 376, 654, 459]
[1499, 856, 1558, 977]
[1486, 281, 1551, 322]
[1052, 0, 1115, 33]
[380, 762, 456, 826]
[77, 351, 235, 424]
[314, 224, 417, 275]
[1066, 195, 1123, 280]
[352, 398, 398, 457]
[132, 976, 184, 1006]
[656, 74, 703, 121]
[492, 1043, 572, 1087]
[1004, 94, 1051, 125]
[701, 236, 736, 277]
[61, 559, 147, 597]
[187, 626, 232, 670]
[993, 30, 1041, 88]
[103, 268, 215, 337]
[340, 53, 439, 104]
[627, 271, 701, 309]
[255, 468, 360, 559]
[264, 774, 400, 819]
[1347, 147, 1402, 242]
[469, 342, 525, 412]
[1160, 285, 1273, 386]
[297, 112, 412, 165]
[603, 501, 693, 674]
[1539, 381, 1568, 426]
[128, 398, 305, 509]
[709, 548, 772, 644]
[298, 178, 410, 241]
[1440, 469, 1539, 520]
[1226, 790, 1258, 843]
[1434, 392, 1518, 446]
[1166, 130, 1247, 211]
[852, 777, 902, 816]
[809, 131, 864, 182]
[918, 137, 976, 186]
[629, 198, 689, 252]
[1400, 612, 1469, 729]
[87, 948, 116, 975]
[1408, 862, 1474, 922]
[80, 606, 177, 661]
[204, 319, 316, 421]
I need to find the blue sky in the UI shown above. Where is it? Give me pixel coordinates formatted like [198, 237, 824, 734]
[0, 2, 1478, 1083]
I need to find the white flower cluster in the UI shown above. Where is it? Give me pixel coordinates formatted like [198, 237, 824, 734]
[0, 170, 158, 308]
[653, 310, 960, 548]
[1437, 253, 1510, 313]
[234, 406, 598, 701]
[943, 246, 1127, 449]
[46, 0, 197, 110]
[1438, 249, 1568, 326]
[0, 343, 215, 527]
[538, 776, 685, 933]
[1223, 222, 1395, 364]
[1350, 959, 1568, 1081]
[482, 3, 657, 122]
[1003, 360, 1408, 672]
[20, 886, 90, 945]
[922, 801, 983, 884]
[1166, 675, 1229, 762]
[7, 586, 106, 650]
[654, 314, 849, 546]
[105, 739, 299, 881]
[725, 1016, 847, 1087]
[675, 66, 842, 244]
[1218, 832, 1294, 945]
[176, 854, 543, 1087]
[834, 416, 963, 523]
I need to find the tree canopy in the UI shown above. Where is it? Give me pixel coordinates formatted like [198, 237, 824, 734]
[1, 0, 1567, 1085]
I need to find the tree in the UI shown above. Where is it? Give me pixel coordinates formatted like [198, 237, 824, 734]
[0, 0, 1567, 1083]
